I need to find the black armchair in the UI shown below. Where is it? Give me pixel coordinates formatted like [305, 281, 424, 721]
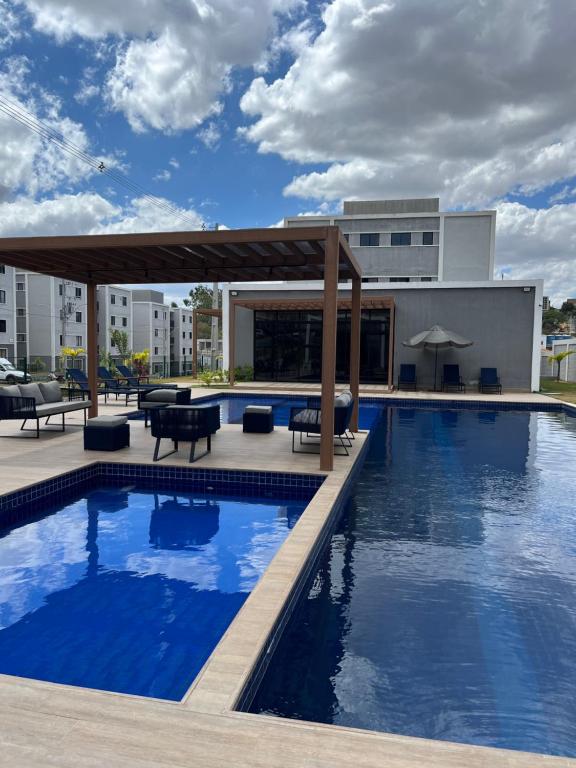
[289, 390, 354, 455]
[150, 404, 220, 462]
[138, 387, 191, 426]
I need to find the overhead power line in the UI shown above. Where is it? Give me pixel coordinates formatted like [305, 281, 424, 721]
[0, 93, 202, 229]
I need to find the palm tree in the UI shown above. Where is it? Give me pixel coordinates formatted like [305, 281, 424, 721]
[548, 350, 575, 381]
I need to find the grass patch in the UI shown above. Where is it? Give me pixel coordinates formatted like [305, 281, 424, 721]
[540, 378, 576, 404]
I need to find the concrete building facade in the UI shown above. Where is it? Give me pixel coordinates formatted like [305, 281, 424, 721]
[170, 307, 194, 375]
[14, 272, 87, 372]
[97, 286, 133, 360]
[132, 290, 171, 375]
[284, 198, 496, 282]
[223, 280, 543, 392]
[0, 263, 17, 361]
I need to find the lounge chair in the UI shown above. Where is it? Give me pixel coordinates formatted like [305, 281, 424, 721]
[478, 367, 502, 394]
[67, 368, 92, 395]
[116, 364, 177, 390]
[0, 381, 91, 438]
[150, 404, 220, 463]
[97, 367, 140, 404]
[288, 390, 354, 455]
[398, 363, 417, 391]
[441, 364, 465, 392]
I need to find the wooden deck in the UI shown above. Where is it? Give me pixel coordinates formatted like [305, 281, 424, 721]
[0, 389, 574, 767]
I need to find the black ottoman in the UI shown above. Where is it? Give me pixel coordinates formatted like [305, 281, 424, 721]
[84, 415, 130, 451]
[243, 405, 274, 433]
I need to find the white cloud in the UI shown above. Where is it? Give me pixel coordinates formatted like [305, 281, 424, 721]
[0, 0, 21, 48]
[240, 0, 576, 208]
[153, 169, 171, 182]
[168, 158, 180, 169]
[22, 0, 304, 133]
[197, 121, 222, 150]
[495, 201, 576, 305]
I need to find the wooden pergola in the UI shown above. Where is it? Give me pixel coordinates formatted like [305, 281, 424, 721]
[0, 226, 361, 471]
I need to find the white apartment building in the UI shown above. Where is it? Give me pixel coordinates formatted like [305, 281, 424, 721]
[170, 307, 194, 375]
[14, 272, 87, 372]
[97, 285, 133, 360]
[0, 263, 17, 361]
[132, 290, 171, 376]
[285, 198, 496, 282]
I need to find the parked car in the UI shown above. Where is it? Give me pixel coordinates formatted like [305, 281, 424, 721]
[0, 358, 32, 384]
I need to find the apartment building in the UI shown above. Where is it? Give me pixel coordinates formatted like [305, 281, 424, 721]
[14, 272, 87, 372]
[0, 263, 17, 361]
[97, 285, 133, 359]
[170, 307, 194, 375]
[284, 198, 496, 282]
[132, 290, 171, 375]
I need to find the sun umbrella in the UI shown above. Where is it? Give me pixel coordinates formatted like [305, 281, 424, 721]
[402, 324, 473, 391]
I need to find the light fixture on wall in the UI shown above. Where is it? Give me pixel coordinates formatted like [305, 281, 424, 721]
[230, 291, 238, 296]
[523, 287, 532, 292]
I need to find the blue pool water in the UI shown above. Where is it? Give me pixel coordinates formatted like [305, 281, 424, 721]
[250, 407, 576, 757]
[0, 485, 307, 700]
[131, 394, 383, 430]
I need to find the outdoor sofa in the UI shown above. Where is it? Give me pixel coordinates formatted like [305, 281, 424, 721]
[288, 390, 355, 455]
[0, 381, 91, 437]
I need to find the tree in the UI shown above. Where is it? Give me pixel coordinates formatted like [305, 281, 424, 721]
[110, 330, 131, 362]
[560, 300, 576, 316]
[542, 308, 565, 334]
[548, 350, 575, 381]
[170, 301, 178, 308]
[187, 285, 222, 338]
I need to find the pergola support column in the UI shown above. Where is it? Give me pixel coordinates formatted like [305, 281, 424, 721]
[320, 230, 339, 472]
[229, 300, 236, 387]
[349, 276, 361, 432]
[86, 282, 98, 418]
[192, 309, 198, 378]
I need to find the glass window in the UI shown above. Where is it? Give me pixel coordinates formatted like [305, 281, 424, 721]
[75, 311, 82, 322]
[359, 233, 379, 247]
[390, 277, 410, 282]
[16, 282, 25, 291]
[76, 335, 82, 346]
[110, 316, 116, 326]
[58, 284, 63, 295]
[75, 287, 82, 298]
[421, 276, 433, 282]
[17, 308, 25, 316]
[16, 333, 26, 342]
[154, 347, 159, 356]
[122, 296, 127, 306]
[0, 290, 5, 303]
[0, 320, 6, 332]
[422, 231, 434, 245]
[391, 232, 411, 246]
[155, 328, 159, 337]
[122, 317, 127, 327]
[0, 264, 5, 273]
[154, 310, 158, 319]
[111, 294, 116, 304]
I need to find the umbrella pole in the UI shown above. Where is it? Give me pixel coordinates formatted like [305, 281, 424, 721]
[434, 346, 438, 392]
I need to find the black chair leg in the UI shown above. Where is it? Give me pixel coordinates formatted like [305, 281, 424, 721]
[20, 419, 26, 431]
[189, 441, 196, 462]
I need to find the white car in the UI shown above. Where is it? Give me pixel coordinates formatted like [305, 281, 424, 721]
[0, 358, 32, 384]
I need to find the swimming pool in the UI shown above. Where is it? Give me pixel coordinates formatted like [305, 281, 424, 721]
[249, 407, 576, 758]
[0, 483, 309, 700]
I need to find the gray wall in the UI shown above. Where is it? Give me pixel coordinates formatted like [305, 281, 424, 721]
[231, 285, 537, 391]
[0, 265, 16, 358]
[344, 198, 439, 215]
[443, 215, 493, 280]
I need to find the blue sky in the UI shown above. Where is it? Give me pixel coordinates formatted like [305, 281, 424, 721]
[1, 0, 576, 302]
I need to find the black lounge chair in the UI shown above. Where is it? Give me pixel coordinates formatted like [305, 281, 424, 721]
[97, 367, 139, 404]
[289, 390, 354, 455]
[478, 367, 502, 394]
[398, 363, 417, 391]
[66, 368, 92, 395]
[150, 404, 220, 463]
[116, 364, 177, 390]
[442, 364, 465, 392]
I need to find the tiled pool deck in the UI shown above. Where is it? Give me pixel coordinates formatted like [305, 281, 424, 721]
[0, 388, 575, 768]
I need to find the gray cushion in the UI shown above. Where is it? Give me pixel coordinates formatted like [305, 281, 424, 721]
[293, 408, 320, 425]
[145, 389, 181, 402]
[36, 400, 92, 416]
[38, 380, 63, 403]
[18, 382, 45, 404]
[334, 390, 352, 408]
[245, 405, 273, 414]
[0, 385, 21, 398]
[86, 415, 128, 428]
